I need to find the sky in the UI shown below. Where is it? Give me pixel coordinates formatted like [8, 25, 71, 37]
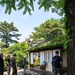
[0, 2, 62, 42]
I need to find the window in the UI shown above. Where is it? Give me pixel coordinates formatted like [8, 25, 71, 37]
[46, 51, 52, 63]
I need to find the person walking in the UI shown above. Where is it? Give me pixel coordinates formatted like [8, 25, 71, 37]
[52, 51, 63, 75]
[11, 54, 17, 75]
[6, 55, 11, 75]
[22, 56, 28, 75]
[0, 53, 4, 75]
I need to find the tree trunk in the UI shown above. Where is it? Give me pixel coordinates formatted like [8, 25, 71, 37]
[65, 0, 75, 75]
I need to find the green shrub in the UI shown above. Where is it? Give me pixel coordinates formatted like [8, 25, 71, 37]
[34, 58, 40, 67]
[34, 62, 40, 66]
[4, 57, 7, 71]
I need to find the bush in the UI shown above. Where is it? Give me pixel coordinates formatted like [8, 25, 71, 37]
[4, 57, 7, 71]
[34, 62, 40, 66]
[34, 58, 40, 67]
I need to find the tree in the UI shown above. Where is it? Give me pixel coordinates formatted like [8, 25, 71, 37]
[1, 41, 29, 67]
[0, 0, 75, 74]
[0, 21, 21, 48]
[0, 42, 6, 50]
[6, 41, 29, 54]
[30, 19, 65, 41]
[64, 1, 75, 75]
[10, 42, 28, 67]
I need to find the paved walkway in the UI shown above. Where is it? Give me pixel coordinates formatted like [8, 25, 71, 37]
[17, 69, 41, 75]
[4, 68, 67, 75]
[4, 69, 41, 75]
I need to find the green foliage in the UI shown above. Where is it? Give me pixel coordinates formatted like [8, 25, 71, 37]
[0, 0, 35, 15]
[0, 42, 6, 50]
[51, 0, 65, 16]
[0, 0, 75, 74]
[0, 0, 69, 53]
[30, 19, 65, 42]
[29, 25, 70, 54]
[15, 51, 28, 67]
[5, 42, 29, 54]
[4, 58, 7, 71]
[0, 0, 65, 16]
[38, 0, 53, 11]
[34, 58, 40, 66]
[0, 41, 29, 68]
[34, 62, 40, 67]
[28, 35, 65, 52]
[28, 18, 69, 52]
[0, 21, 21, 48]
[63, 30, 72, 53]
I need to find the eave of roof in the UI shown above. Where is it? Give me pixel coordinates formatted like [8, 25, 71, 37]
[28, 41, 64, 52]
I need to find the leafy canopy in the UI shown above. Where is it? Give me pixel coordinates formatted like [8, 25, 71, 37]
[0, 41, 29, 67]
[30, 19, 65, 42]
[0, 0, 65, 15]
[0, 21, 21, 47]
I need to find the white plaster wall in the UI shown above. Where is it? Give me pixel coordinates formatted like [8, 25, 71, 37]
[63, 52, 67, 67]
[30, 53, 33, 64]
[46, 63, 52, 72]
[40, 51, 44, 65]
[45, 50, 52, 72]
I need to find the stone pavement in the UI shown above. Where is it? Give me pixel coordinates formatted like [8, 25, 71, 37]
[4, 68, 67, 75]
[4, 69, 41, 75]
[17, 69, 41, 75]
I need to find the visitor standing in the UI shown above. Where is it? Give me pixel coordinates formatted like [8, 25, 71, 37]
[6, 55, 11, 75]
[0, 53, 4, 75]
[11, 54, 17, 75]
[22, 56, 28, 75]
[52, 51, 63, 75]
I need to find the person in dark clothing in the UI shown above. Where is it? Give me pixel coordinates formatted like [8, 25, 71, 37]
[6, 55, 11, 75]
[52, 51, 63, 75]
[0, 53, 4, 75]
[22, 56, 28, 75]
[11, 54, 17, 75]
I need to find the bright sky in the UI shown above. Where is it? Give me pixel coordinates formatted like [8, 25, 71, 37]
[0, 2, 61, 42]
